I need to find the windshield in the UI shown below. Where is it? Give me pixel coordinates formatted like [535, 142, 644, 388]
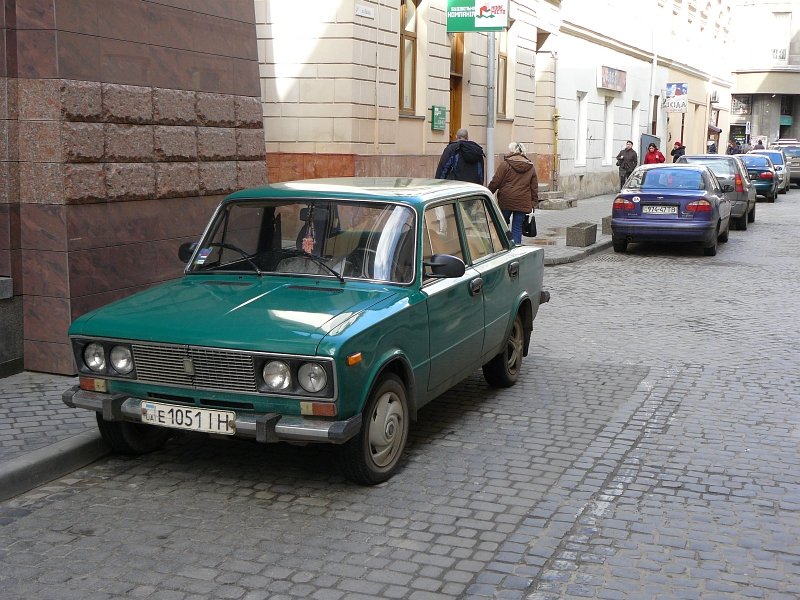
[626, 168, 705, 190]
[187, 200, 416, 284]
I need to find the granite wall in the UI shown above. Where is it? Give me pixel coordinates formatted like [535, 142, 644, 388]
[1, 0, 267, 375]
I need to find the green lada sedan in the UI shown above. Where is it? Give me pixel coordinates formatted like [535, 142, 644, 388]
[63, 178, 549, 484]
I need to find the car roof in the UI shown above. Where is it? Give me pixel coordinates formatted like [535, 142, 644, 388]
[635, 163, 711, 173]
[225, 177, 487, 206]
[679, 154, 737, 161]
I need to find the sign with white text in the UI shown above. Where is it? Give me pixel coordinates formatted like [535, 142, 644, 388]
[664, 82, 688, 113]
[447, 0, 509, 32]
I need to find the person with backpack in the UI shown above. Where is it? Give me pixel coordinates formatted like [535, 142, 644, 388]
[435, 128, 486, 184]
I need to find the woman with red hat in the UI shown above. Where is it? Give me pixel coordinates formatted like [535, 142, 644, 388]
[670, 141, 686, 162]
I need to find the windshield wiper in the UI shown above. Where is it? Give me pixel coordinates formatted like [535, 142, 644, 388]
[277, 248, 345, 283]
[207, 242, 262, 276]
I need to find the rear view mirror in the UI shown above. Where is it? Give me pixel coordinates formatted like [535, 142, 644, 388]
[423, 254, 465, 278]
[178, 242, 197, 263]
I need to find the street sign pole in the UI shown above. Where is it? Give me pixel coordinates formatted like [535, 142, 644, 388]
[487, 32, 496, 183]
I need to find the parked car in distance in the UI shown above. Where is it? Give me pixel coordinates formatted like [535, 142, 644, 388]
[769, 140, 800, 187]
[676, 154, 756, 230]
[739, 154, 779, 201]
[62, 178, 549, 485]
[611, 164, 731, 256]
[750, 149, 790, 194]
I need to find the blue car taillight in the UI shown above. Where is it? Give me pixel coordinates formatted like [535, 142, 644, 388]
[612, 197, 636, 213]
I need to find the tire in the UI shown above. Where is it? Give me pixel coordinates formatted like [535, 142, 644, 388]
[482, 314, 524, 388]
[703, 227, 719, 256]
[747, 203, 756, 223]
[736, 212, 747, 231]
[95, 412, 172, 455]
[338, 374, 409, 485]
[719, 221, 729, 243]
[612, 238, 628, 253]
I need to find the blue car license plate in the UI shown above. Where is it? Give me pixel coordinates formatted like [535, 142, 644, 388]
[642, 205, 678, 214]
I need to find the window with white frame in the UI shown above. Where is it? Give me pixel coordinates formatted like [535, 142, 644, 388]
[497, 30, 508, 117]
[604, 97, 615, 164]
[631, 100, 641, 144]
[771, 12, 791, 64]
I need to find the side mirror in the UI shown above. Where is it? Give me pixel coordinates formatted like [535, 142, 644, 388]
[178, 242, 197, 263]
[423, 254, 466, 278]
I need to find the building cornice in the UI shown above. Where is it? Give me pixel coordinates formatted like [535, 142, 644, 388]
[560, 21, 733, 88]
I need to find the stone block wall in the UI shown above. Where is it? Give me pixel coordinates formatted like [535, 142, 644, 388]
[1, 0, 267, 375]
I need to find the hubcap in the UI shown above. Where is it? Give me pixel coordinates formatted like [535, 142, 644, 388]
[368, 391, 405, 468]
[506, 320, 523, 374]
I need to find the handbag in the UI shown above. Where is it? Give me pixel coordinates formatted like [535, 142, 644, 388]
[522, 213, 537, 237]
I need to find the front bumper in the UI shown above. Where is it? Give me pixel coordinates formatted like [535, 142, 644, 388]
[63, 386, 362, 444]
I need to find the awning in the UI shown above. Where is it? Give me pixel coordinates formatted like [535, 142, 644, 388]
[708, 124, 722, 133]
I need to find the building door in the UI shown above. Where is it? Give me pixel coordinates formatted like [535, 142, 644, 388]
[449, 33, 464, 141]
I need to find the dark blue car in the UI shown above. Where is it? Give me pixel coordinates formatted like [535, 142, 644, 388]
[611, 164, 732, 256]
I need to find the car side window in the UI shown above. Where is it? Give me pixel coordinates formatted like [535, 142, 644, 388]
[423, 204, 463, 268]
[458, 196, 504, 262]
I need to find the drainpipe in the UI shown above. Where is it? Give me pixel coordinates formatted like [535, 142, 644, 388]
[550, 51, 559, 192]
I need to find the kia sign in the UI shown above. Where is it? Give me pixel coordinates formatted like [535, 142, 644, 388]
[664, 82, 688, 113]
[447, 0, 509, 32]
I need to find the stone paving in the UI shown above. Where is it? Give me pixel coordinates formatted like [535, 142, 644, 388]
[1, 193, 800, 599]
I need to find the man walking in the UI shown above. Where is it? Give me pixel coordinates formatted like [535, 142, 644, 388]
[435, 128, 485, 184]
[615, 140, 638, 189]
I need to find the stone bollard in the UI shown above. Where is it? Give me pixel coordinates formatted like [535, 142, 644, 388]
[602, 215, 612, 235]
[566, 222, 598, 247]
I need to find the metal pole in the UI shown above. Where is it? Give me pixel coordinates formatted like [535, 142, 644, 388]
[487, 32, 496, 183]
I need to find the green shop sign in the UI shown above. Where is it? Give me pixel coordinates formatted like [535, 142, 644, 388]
[447, 0, 509, 32]
[431, 105, 446, 131]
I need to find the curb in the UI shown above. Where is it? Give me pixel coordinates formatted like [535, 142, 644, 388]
[0, 430, 109, 501]
[543, 238, 613, 265]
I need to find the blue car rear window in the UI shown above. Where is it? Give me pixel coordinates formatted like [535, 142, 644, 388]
[640, 169, 704, 190]
[741, 156, 769, 167]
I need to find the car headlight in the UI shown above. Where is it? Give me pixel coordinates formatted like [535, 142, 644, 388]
[263, 361, 291, 390]
[298, 362, 327, 393]
[110, 345, 133, 374]
[84, 343, 106, 373]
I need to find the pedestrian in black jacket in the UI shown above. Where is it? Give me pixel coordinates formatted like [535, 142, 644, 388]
[671, 141, 686, 162]
[615, 140, 638, 189]
[435, 128, 485, 184]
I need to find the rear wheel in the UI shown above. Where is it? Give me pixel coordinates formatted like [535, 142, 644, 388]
[719, 221, 730, 243]
[95, 413, 172, 455]
[482, 314, 524, 388]
[338, 374, 409, 485]
[612, 238, 628, 253]
[736, 212, 748, 231]
[703, 226, 719, 256]
[747, 203, 756, 223]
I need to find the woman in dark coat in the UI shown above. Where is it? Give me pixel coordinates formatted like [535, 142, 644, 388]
[488, 142, 538, 244]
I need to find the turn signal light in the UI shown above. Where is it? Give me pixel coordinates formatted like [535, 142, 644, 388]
[300, 402, 337, 417]
[79, 377, 108, 392]
[759, 172, 774, 179]
[613, 197, 635, 211]
[686, 200, 712, 213]
[734, 173, 745, 193]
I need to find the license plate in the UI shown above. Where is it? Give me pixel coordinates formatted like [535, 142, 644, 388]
[642, 205, 677, 214]
[141, 401, 236, 435]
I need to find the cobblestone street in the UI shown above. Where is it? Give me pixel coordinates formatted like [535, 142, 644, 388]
[1, 197, 800, 599]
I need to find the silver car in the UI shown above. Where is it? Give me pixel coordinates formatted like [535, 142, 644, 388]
[770, 142, 800, 187]
[750, 149, 790, 194]
[676, 154, 757, 230]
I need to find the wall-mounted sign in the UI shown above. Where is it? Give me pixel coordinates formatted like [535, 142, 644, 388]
[431, 105, 446, 131]
[355, 4, 375, 19]
[731, 95, 752, 115]
[664, 82, 688, 113]
[597, 66, 626, 92]
[447, 0, 509, 32]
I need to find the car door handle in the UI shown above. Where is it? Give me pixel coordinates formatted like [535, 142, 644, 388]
[469, 278, 483, 296]
[508, 261, 519, 278]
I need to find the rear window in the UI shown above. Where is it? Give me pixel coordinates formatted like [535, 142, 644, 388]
[631, 168, 705, 190]
[679, 157, 735, 178]
[741, 155, 770, 167]
[775, 146, 800, 158]
[751, 151, 783, 165]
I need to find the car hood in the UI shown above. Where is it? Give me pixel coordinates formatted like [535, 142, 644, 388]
[70, 276, 398, 355]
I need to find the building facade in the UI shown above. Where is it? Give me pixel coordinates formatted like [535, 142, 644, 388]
[0, 0, 266, 375]
[730, 0, 800, 145]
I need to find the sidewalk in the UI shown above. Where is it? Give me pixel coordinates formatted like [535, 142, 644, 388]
[0, 192, 615, 501]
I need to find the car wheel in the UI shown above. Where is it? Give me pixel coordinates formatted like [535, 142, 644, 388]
[747, 203, 756, 223]
[338, 373, 409, 485]
[612, 238, 628, 253]
[95, 413, 172, 455]
[482, 314, 524, 388]
[703, 226, 719, 256]
[736, 212, 748, 231]
[768, 190, 776, 202]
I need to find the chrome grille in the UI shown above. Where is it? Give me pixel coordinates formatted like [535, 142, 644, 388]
[132, 343, 257, 393]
